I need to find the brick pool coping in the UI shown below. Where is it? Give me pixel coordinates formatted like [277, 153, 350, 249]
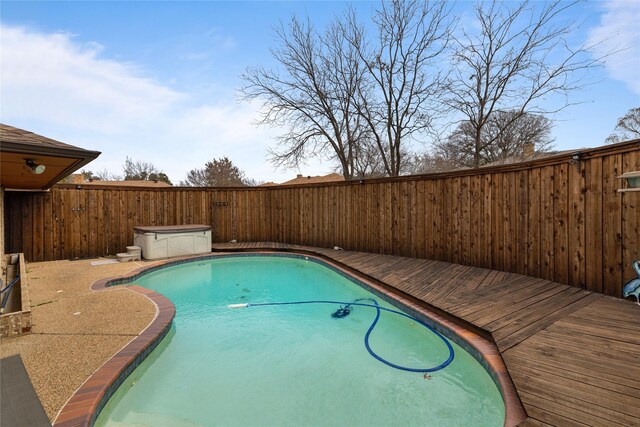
[53, 285, 175, 426]
[53, 250, 526, 426]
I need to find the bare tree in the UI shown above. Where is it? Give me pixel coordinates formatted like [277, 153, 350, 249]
[181, 157, 255, 187]
[79, 169, 122, 181]
[241, 16, 367, 179]
[435, 112, 554, 168]
[405, 151, 460, 174]
[123, 157, 172, 184]
[351, 139, 387, 178]
[448, 1, 602, 167]
[606, 107, 640, 144]
[94, 169, 122, 181]
[347, 140, 417, 178]
[242, 1, 453, 178]
[347, 0, 454, 176]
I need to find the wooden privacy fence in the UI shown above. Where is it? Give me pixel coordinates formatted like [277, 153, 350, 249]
[4, 140, 639, 297]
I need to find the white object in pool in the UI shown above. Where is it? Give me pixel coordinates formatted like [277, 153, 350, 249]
[227, 303, 249, 309]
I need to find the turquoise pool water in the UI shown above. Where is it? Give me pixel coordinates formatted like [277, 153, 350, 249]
[95, 256, 505, 426]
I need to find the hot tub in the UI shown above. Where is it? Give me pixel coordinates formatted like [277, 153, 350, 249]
[133, 225, 212, 260]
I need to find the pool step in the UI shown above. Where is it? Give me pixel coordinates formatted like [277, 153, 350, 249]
[126, 246, 141, 257]
[116, 253, 138, 262]
[117, 246, 142, 262]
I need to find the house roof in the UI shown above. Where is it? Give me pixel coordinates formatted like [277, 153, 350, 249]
[480, 149, 578, 168]
[1, 124, 101, 190]
[63, 174, 172, 188]
[77, 179, 172, 188]
[276, 173, 345, 186]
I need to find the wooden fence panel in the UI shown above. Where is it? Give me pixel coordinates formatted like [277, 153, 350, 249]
[621, 150, 640, 289]
[4, 141, 639, 297]
[516, 170, 529, 276]
[568, 162, 586, 288]
[540, 166, 555, 280]
[527, 168, 541, 278]
[584, 157, 603, 293]
[602, 154, 623, 295]
[493, 173, 505, 271]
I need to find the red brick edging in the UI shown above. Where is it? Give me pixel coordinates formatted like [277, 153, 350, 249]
[53, 284, 175, 426]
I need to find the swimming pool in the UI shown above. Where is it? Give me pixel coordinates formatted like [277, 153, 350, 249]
[94, 255, 505, 426]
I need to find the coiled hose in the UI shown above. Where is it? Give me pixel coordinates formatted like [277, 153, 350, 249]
[237, 298, 454, 373]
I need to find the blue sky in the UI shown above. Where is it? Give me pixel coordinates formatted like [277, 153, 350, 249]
[1, 1, 639, 183]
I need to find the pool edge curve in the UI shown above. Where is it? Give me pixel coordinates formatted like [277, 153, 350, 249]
[53, 251, 526, 427]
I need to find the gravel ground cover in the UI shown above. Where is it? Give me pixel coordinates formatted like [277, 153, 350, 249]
[0, 258, 157, 421]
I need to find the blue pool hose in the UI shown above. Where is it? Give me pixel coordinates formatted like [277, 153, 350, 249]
[231, 298, 454, 373]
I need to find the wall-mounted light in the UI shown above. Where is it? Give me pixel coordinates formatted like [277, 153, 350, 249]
[570, 152, 582, 172]
[618, 171, 640, 193]
[26, 159, 46, 175]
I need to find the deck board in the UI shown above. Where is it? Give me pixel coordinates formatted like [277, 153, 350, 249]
[212, 242, 640, 426]
[465, 282, 564, 324]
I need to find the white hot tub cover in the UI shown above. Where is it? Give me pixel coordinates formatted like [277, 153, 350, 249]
[133, 224, 212, 260]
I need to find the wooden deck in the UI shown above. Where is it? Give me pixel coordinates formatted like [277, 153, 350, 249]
[212, 242, 640, 426]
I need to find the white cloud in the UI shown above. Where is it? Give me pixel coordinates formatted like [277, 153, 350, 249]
[0, 25, 331, 183]
[588, 1, 640, 95]
[1, 26, 183, 134]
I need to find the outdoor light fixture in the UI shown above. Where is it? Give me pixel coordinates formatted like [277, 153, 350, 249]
[26, 159, 46, 175]
[570, 152, 582, 172]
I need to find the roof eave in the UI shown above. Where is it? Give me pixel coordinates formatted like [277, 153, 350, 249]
[43, 156, 100, 189]
[0, 141, 101, 160]
[1, 140, 101, 190]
